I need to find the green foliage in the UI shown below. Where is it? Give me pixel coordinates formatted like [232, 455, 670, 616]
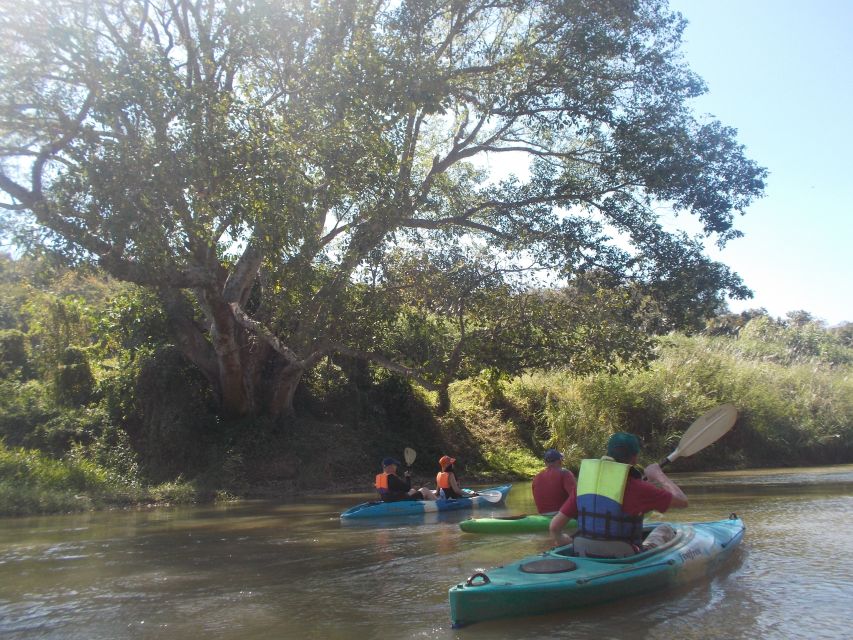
[0, 378, 52, 447]
[109, 346, 219, 482]
[54, 346, 96, 406]
[0, 329, 31, 378]
[146, 478, 199, 505]
[493, 326, 853, 471]
[830, 322, 853, 348]
[23, 295, 96, 379]
[0, 440, 143, 515]
[1, 0, 765, 419]
[735, 315, 853, 366]
[93, 287, 173, 359]
[482, 448, 542, 478]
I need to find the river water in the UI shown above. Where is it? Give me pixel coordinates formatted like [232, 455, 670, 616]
[1, 465, 851, 639]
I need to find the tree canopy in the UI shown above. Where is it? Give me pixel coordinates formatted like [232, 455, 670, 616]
[0, 0, 765, 419]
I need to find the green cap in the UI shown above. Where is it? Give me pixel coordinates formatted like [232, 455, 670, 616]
[606, 432, 641, 461]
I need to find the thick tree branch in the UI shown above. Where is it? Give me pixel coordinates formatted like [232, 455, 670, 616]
[230, 302, 301, 365]
[329, 342, 441, 393]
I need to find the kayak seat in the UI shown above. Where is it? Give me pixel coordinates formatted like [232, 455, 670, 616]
[572, 536, 636, 558]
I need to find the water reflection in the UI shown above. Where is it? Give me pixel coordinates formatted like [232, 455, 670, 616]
[0, 465, 851, 639]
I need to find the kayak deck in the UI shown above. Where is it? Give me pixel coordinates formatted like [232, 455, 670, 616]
[459, 513, 578, 534]
[449, 515, 745, 627]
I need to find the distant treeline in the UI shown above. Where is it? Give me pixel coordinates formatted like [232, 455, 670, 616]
[1, 255, 851, 515]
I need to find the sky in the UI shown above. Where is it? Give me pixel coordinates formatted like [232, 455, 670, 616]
[667, 0, 853, 326]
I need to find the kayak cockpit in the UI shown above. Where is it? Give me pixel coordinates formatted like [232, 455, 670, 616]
[550, 524, 693, 563]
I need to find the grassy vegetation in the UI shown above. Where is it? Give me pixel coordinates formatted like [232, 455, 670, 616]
[468, 327, 853, 474]
[0, 440, 204, 516]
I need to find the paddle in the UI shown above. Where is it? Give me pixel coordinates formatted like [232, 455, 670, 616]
[461, 488, 504, 503]
[403, 447, 417, 469]
[659, 403, 738, 468]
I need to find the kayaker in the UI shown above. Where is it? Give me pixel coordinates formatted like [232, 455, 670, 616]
[375, 457, 436, 502]
[549, 432, 688, 556]
[531, 448, 577, 514]
[436, 455, 463, 499]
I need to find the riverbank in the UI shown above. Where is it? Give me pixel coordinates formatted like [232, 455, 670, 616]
[5, 362, 852, 517]
[5, 318, 853, 517]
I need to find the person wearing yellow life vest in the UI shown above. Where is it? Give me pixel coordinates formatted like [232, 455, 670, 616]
[375, 457, 436, 502]
[436, 455, 463, 499]
[549, 432, 687, 557]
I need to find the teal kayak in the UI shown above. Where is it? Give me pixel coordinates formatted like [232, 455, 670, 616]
[340, 484, 511, 519]
[449, 514, 745, 627]
[459, 513, 577, 534]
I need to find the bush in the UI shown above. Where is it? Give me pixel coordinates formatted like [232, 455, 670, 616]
[0, 329, 32, 378]
[498, 331, 853, 470]
[54, 345, 96, 406]
[0, 379, 50, 447]
[0, 440, 142, 515]
[100, 346, 218, 482]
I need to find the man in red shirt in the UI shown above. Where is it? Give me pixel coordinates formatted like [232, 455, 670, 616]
[549, 432, 688, 553]
[531, 448, 577, 514]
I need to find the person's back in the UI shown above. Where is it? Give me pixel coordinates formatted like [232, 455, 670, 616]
[549, 432, 688, 554]
[436, 455, 462, 499]
[531, 449, 576, 513]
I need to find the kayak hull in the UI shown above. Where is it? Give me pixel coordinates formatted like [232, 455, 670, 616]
[459, 513, 577, 534]
[339, 484, 511, 519]
[449, 515, 744, 627]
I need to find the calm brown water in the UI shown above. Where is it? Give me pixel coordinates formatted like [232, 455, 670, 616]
[1, 465, 851, 639]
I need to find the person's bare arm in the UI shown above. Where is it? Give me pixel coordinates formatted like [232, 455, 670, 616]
[644, 463, 688, 508]
[549, 512, 573, 546]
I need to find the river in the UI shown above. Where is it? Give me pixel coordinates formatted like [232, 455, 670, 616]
[1, 465, 851, 639]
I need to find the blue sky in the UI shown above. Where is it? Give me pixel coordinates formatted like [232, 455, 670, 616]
[668, 0, 853, 326]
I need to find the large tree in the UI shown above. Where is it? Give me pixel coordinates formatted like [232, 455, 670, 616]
[0, 0, 765, 419]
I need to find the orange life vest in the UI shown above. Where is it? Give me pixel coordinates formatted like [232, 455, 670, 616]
[375, 473, 389, 493]
[436, 471, 452, 489]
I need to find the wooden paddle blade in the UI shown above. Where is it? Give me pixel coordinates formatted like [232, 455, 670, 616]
[664, 403, 738, 465]
[403, 447, 417, 466]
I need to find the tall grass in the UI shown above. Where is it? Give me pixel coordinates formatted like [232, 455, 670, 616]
[0, 440, 135, 514]
[0, 440, 202, 515]
[501, 331, 853, 470]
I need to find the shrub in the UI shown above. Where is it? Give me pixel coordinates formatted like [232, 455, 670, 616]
[54, 345, 96, 406]
[0, 440, 141, 515]
[0, 329, 32, 378]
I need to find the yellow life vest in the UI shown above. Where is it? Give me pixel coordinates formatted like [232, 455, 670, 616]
[576, 458, 643, 544]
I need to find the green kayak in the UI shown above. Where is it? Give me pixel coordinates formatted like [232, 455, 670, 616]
[459, 513, 577, 534]
[449, 514, 745, 627]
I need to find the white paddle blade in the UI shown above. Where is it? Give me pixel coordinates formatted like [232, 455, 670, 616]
[668, 403, 738, 463]
[403, 447, 417, 466]
[477, 490, 504, 503]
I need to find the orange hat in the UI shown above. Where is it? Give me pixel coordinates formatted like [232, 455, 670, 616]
[439, 455, 456, 470]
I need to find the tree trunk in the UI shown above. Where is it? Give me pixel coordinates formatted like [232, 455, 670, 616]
[437, 385, 451, 416]
[162, 288, 307, 420]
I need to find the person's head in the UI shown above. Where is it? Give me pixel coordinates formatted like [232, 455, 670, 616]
[439, 455, 456, 471]
[382, 457, 401, 471]
[543, 448, 563, 466]
[606, 432, 641, 464]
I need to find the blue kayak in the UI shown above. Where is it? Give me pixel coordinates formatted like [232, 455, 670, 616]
[340, 484, 512, 519]
[449, 514, 745, 627]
